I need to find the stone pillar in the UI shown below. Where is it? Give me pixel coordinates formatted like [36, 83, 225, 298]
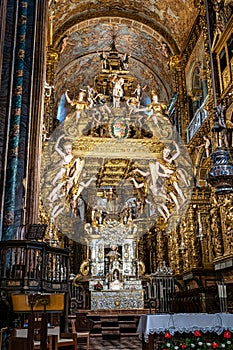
[0, 0, 48, 239]
[0, 0, 18, 235]
[0, 0, 7, 85]
[2, 0, 29, 239]
[24, 0, 48, 227]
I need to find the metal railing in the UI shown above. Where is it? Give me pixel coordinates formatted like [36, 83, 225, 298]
[0, 240, 70, 293]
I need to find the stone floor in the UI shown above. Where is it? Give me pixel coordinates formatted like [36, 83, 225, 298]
[78, 336, 142, 349]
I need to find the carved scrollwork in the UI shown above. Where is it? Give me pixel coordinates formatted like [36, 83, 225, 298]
[79, 260, 90, 276]
[138, 260, 145, 276]
[168, 55, 186, 71]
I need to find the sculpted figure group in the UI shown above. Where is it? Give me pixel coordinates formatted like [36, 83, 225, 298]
[46, 56, 191, 224]
[61, 77, 171, 139]
[48, 134, 96, 219]
[130, 141, 189, 222]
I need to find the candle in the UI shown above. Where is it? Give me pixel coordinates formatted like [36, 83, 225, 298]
[148, 284, 151, 299]
[153, 283, 157, 298]
[160, 281, 163, 298]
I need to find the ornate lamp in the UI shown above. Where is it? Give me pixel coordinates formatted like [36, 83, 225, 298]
[207, 106, 233, 193]
[207, 146, 233, 194]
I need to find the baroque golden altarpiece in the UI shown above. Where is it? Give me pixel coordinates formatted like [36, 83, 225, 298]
[35, 0, 233, 310]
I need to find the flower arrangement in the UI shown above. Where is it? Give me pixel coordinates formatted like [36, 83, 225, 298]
[160, 330, 233, 350]
[94, 281, 103, 291]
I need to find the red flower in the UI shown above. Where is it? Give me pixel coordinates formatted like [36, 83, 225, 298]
[181, 344, 187, 349]
[212, 341, 219, 348]
[164, 332, 172, 339]
[223, 331, 231, 339]
[94, 282, 103, 290]
[194, 330, 202, 337]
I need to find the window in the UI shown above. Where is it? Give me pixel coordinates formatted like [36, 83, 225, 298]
[220, 47, 227, 72]
[227, 33, 233, 61]
[192, 67, 201, 89]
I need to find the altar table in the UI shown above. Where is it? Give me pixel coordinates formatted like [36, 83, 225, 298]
[91, 289, 144, 310]
[137, 313, 233, 349]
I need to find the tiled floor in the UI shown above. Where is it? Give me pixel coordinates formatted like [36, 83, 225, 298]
[78, 336, 142, 349]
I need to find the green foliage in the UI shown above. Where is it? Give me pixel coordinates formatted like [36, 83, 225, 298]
[159, 331, 233, 350]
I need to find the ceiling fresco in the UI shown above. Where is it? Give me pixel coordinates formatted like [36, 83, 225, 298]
[49, 0, 199, 108]
[55, 22, 172, 102]
[51, 0, 198, 52]
[55, 55, 169, 102]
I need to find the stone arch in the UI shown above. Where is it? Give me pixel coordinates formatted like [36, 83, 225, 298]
[53, 13, 180, 55]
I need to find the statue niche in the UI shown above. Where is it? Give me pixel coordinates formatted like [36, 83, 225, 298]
[104, 245, 123, 290]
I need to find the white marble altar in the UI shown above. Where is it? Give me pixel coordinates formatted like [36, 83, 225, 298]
[86, 219, 144, 310]
[91, 289, 144, 310]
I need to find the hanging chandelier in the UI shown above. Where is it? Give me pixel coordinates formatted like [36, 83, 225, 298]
[207, 146, 233, 194]
[207, 106, 233, 194]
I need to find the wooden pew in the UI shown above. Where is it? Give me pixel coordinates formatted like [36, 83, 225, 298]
[48, 326, 77, 350]
[70, 317, 90, 350]
[9, 333, 53, 350]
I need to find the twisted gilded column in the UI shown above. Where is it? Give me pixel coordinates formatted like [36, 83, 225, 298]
[44, 48, 59, 134]
[179, 205, 202, 271]
[156, 229, 166, 269]
[198, 208, 214, 267]
[167, 227, 181, 275]
[209, 191, 224, 258]
[187, 206, 202, 268]
[218, 194, 233, 256]
[194, 0, 220, 122]
[169, 54, 189, 139]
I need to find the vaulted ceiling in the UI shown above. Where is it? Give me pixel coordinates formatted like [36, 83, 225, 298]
[50, 0, 199, 103]
[42, 1, 197, 240]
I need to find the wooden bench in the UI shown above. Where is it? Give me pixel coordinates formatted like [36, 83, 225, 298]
[70, 318, 90, 350]
[12, 326, 77, 350]
[9, 335, 53, 350]
[48, 327, 77, 350]
[12, 328, 53, 350]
